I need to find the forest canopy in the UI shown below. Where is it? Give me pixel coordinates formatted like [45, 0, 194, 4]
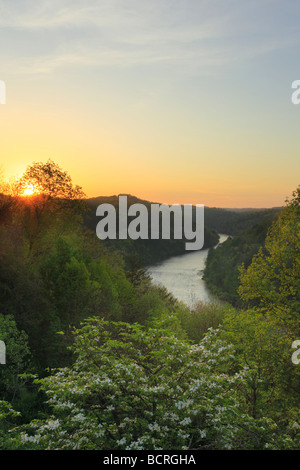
[0, 162, 299, 450]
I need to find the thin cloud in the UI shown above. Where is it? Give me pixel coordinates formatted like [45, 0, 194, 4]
[1, 0, 299, 77]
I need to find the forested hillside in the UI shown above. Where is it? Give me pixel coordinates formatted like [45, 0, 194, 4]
[83, 196, 282, 267]
[203, 217, 277, 306]
[84, 195, 219, 266]
[203, 206, 282, 236]
[0, 161, 299, 451]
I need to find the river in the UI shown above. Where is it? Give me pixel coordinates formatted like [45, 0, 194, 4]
[146, 234, 229, 309]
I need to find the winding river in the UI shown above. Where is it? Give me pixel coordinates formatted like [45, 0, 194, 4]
[146, 234, 229, 309]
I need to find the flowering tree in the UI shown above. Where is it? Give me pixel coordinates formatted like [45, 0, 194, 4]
[14, 317, 289, 450]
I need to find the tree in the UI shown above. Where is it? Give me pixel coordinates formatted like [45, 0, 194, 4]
[14, 318, 291, 450]
[0, 400, 21, 449]
[238, 187, 300, 333]
[125, 253, 150, 287]
[15, 159, 85, 201]
[0, 314, 32, 402]
[0, 175, 14, 226]
[13, 160, 86, 259]
[220, 308, 300, 421]
[41, 237, 103, 327]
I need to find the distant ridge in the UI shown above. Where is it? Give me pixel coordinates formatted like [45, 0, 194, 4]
[84, 194, 283, 239]
[221, 206, 284, 212]
[85, 195, 283, 212]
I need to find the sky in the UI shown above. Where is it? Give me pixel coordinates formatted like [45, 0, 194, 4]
[0, 0, 299, 208]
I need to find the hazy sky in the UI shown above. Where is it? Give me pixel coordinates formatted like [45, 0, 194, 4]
[1, 0, 299, 207]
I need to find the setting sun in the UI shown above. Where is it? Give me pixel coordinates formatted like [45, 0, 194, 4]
[22, 184, 39, 197]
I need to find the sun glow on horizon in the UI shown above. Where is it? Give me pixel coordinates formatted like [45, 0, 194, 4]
[22, 183, 40, 197]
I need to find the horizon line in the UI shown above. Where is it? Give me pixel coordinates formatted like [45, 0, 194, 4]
[85, 193, 284, 211]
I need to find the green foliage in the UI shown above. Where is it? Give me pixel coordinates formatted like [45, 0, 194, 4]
[239, 187, 300, 334]
[0, 314, 32, 401]
[15, 159, 85, 201]
[12, 318, 290, 450]
[221, 308, 300, 419]
[177, 301, 228, 343]
[204, 206, 282, 236]
[0, 400, 21, 449]
[11, 160, 86, 260]
[203, 218, 275, 306]
[0, 164, 299, 451]
[84, 195, 219, 266]
[41, 237, 101, 325]
[0, 315, 43, 432]
[124, 253, 151, 287]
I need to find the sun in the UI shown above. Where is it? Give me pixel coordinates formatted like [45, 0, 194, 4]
[22, 183, 40, 197]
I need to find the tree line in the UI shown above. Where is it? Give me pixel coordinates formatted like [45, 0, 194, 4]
[0, 161, 299, 450]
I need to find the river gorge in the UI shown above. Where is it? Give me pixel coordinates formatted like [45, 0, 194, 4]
[146, 234, 229, 309]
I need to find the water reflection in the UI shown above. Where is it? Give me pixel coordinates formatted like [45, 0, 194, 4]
[146, 234, 229, 309]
